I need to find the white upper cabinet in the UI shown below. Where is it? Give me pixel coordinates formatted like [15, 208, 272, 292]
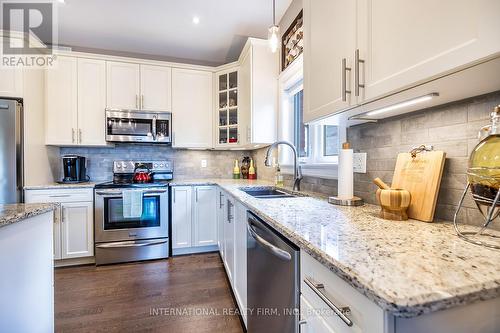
[171, 68, 213, 148]
[77, 58, 106, 145]
[238, 38, 279, 147]
[140, 64, 172, 111]
[46, 56, 78, 145]
[171, 186, 193, 249]
[303, 0, 500, 122]
[106, 61, 140, 109]
[0, 68, 23, 98]
[358, 0, 500, 101]
[303, 0, 357, 123]
[107, 62, 172, 111]
[193, 186, 218, 247]
[46, 56, 107, 146]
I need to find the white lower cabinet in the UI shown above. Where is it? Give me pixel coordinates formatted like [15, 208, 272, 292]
[234, 201, 248, 326]
[24, 188, 94, 262]
[60, 201, 94, 258]
[171, 185, 218, 254]
[217, 189, 226, 260]
[171, 186, 193, 249]
[301, 251, 385, 333]
[193, 186, 218, 246]
[218, 190, 247, 328]
[223, 195, 236, 284]
[300, 295, 336, 333]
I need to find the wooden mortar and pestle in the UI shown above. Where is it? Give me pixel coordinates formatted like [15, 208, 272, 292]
[373, 178, 411, 221]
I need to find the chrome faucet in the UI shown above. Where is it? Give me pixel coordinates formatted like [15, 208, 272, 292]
[264, 141, 303, 191]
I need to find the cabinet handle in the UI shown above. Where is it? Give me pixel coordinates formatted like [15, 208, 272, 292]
[135, 94, 139, 109]
[304, 277, 353, 327]
[354, 49, 365, 97]
[195, 188, 198, 202]
[61, 207, 67, 223]
[173, 189, 176, 203]
[341, 58, 352, 102]
[71, 128, 75, 143]
[49, 194, 71, 198]
[227, 201, 232, 222]
[219, 192, 225, 208]
[172, 132, 176, 146]
[79, 129, 82, 143]
[141, 95, 144, 109]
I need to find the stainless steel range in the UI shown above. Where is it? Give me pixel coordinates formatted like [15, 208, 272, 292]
[94, 160, 173, 265]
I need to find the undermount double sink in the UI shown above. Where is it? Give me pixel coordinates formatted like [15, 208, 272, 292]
[239, 187, 298, 199]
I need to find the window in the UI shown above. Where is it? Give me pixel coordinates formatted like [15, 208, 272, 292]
[293, 90, 309, 158]
[277, 55, 346, 178]
[323, 125, 339, 156]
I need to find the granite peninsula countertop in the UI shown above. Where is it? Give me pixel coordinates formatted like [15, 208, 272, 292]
[24, 182, 96, 190]
[172, 178, 500, 318]
[0, 203, 57, 229]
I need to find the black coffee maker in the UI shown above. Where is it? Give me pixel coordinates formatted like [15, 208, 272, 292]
[61, 155, 89, 183]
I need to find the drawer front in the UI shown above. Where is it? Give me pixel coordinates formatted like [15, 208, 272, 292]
[25, 188, 93, 203]
[300, 251, 385, 333]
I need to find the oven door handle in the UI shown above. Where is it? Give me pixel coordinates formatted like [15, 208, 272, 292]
[95, 239, 167, 248]
[95, 189, 168, 196]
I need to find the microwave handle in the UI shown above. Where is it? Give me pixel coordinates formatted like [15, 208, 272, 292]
[152, 115, 157, 141]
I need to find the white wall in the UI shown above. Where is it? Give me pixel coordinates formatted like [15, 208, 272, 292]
[23, 69, 59, 186]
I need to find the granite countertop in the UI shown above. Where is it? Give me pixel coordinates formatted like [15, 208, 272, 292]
[0, 203, 57, 229]
[24, 182, 97, 190]
[174, 178, 500, 318]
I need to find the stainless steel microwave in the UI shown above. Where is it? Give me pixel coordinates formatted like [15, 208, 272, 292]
[105, 110, 171, 144]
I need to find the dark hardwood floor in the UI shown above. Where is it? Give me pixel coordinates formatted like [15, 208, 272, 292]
[55, 253, 245, 333]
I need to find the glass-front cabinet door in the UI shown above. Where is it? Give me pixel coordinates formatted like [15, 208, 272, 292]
[217, 69, 239, 146]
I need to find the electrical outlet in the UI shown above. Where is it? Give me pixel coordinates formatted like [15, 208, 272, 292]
[201, 159, 207, 168]
[353, 153, 367, 173]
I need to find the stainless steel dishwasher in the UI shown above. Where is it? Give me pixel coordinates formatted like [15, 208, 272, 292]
[247, 211, 300, 333]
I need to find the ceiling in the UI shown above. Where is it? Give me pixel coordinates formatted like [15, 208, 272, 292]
[55, 0, 291, 66]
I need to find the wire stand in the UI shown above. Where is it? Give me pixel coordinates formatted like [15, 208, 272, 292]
[453, 183, 500, 250]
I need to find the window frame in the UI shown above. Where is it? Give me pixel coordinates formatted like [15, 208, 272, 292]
[277, 54, 345, 179]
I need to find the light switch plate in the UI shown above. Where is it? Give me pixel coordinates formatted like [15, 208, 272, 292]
[353, 153, 367, 173]
[201, 159, 207, 168]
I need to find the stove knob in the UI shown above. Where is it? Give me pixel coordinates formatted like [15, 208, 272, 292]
[154, 163, 159, 168]
[122, 164, 127, 169]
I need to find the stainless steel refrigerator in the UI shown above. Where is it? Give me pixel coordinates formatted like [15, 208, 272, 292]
[0, 99, 23, 204]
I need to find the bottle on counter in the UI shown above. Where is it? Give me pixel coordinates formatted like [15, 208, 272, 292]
[233, 160, 240, 179]
[241, 156, 250, 179]
[248, 159, 256, 180]
[275, 164, 284, 187]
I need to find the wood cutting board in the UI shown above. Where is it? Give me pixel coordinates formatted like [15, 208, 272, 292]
[391, 151, 446, 222]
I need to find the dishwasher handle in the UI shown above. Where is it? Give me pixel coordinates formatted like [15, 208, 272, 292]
[247, 219, 292, 261]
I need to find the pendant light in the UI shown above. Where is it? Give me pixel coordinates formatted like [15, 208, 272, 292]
[268, 0, 279, 53]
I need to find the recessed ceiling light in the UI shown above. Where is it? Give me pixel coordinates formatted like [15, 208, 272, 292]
[57, 0, 65, 3]
[192, 16, 200, 25]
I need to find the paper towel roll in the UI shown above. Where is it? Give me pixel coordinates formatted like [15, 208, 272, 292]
[338, 148, 353, 199]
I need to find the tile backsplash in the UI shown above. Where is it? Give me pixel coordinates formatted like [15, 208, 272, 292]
[252, 90, 500, 227]
[56, 90, 499, 228]
[58, 145, 250, 182]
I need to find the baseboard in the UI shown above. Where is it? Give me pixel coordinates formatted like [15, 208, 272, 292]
[54, 256, 95, 267]
[172, 245, 219, 256]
